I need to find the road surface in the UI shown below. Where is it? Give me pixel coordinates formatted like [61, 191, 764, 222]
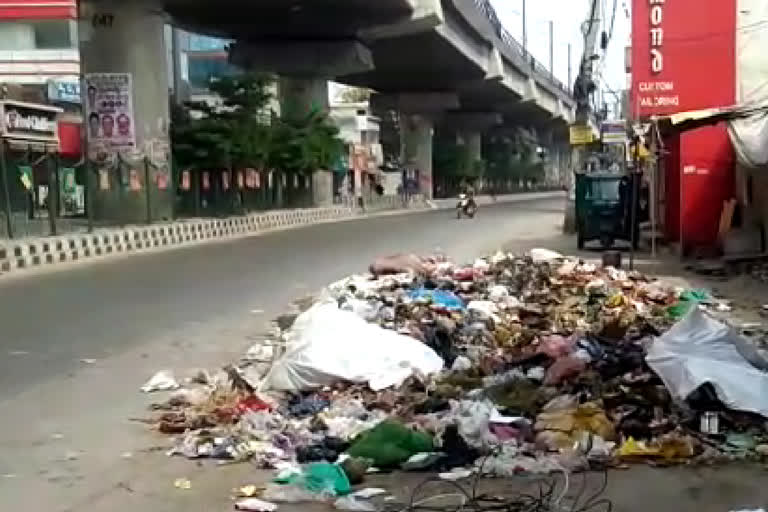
[0, 197, 566, 511]
[1, 196, 766, 512]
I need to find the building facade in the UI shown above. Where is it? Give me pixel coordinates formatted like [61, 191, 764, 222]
[0, 0, 78, 97]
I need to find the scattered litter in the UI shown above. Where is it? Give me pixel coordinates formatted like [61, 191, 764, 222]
[238, 485, 262, 498]
[121, 452, 133, 459]
[439, 468, 473, 481]
[9, 350, 29, 356]
[136, 248, 768, 511]
[351, 488, 388, 499]
[334, 496, 377, 511]
[80, 358, 97, 364]
[141, 371, 180, 393]
[529, 248, 563, 263]
[173, 477, 192, 490]
[235, 498, 278, 511]
[647, 308, 768, 417]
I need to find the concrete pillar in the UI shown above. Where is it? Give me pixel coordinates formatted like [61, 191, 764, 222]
[459, 131, 482, 163]
[80, 1, 172, 223]
[312, 170, 334, 207]
[278, 77, 329, 116]
[401, 113, 434, 198]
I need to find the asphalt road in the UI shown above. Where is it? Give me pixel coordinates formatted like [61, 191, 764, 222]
[0, 197, 566, 511]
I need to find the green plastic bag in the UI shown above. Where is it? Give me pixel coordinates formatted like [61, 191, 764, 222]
[347, 420, 434, 468]
[278, 463, 351, 496]
[667, 289, 711, 319]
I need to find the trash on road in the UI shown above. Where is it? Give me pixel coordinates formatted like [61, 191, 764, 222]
[141, 370, 180, 393]
[261, 301, 443, 392]
[235, 498, 278, 511]
[647, 307, 768, 417]
[138, 249, 768, 498]
[173, 477, 192, 490]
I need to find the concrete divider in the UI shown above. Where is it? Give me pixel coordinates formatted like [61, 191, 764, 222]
[0, 205, 356, 276]
[0, 191, 562, 277]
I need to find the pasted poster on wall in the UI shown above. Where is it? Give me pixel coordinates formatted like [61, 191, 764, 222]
[181, 170, 191, 191]
[129, 169, 141, 191]
[84, 73, 136, 159]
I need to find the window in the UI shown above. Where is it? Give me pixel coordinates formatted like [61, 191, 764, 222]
[587, 179, 621, 201]
[188, 35, 230, 52]
[33, 20, 74, 49]
[187, 56, 238, 90]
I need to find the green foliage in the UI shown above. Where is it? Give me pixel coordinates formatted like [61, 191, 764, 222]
[433, 137, 484, 178]
[268, 105, 344, 175]
[172, 73, 343, 176]
[484, 134, 544, 182]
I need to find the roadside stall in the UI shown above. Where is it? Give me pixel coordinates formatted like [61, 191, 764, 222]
[0, 100, 63, 239]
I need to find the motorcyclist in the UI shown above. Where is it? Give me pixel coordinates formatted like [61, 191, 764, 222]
[457, 182, 478, 218]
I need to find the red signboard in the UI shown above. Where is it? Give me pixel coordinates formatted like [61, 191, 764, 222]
[631, 0, 736, 117]
[632, 0, 737, 248]
[0, 0, 76, 20]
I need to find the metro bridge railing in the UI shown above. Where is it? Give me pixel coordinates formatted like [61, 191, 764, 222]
[472, 0, 571, 97]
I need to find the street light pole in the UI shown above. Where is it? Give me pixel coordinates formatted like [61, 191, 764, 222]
[549, 20, 554, 75]
[522, 0, 527, 52]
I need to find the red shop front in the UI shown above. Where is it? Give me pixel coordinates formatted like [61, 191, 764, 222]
[631, 0, 737, 249]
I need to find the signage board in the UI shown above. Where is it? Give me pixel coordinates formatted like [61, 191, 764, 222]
[0, 100, 61, 147]
[84, 73, 136, 158]
[569, 124, 594, 145]
[601, 121, 628, 145]
[47, 79, 81, 104]
[631, 0, 736, 118]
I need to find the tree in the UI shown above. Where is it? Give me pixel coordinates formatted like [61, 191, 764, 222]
[172, 73, 274, 171]
[339, 87, 372, 103]
[267, 106, 344, 175]
[172, 71, 344, 178]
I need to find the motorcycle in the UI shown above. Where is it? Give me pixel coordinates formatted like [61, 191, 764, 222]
[456, 193, 478, 219]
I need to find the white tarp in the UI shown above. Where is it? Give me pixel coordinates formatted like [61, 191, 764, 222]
[261, 301, 444, 392]
[728, 0, 768, 167]
[646, 307, 768, 417]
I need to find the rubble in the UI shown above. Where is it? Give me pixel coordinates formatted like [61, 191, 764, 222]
[139, 249, 768, 503]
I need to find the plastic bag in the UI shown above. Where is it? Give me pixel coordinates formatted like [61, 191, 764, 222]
[529, 248, 563, 263]
[667, 289, 711, 319]
[647, 308, 768, 417]
[262, 301, 444, 391]
[272, 463, 351, 501]
[408, 287, 464, 310]
[141, 370, 179, 392]
[334, 496, 377, 511]
[235, 498, 278, 511]
[347, 420, 434, 468]
[544, 355, 587, 385]
[538, 335, 576, 358]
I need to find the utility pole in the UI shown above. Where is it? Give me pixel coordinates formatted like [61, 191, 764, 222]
[568, 43, 572, 90]
[522, 0, 527, 53]
[549, 20, 554, 76]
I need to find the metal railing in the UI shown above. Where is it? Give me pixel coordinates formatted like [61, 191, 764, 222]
[472, 0, 571, 98]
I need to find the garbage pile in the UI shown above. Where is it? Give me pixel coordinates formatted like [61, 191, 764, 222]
[141, 249, 768, 500]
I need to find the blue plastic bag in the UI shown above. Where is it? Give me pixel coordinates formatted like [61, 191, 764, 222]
[408, 287, 464, 310]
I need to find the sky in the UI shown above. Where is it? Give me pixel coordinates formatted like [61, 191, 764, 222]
[490, 0, 631, 107]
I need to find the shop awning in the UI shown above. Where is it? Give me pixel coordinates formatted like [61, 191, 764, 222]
[652, 105, 764, 133]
